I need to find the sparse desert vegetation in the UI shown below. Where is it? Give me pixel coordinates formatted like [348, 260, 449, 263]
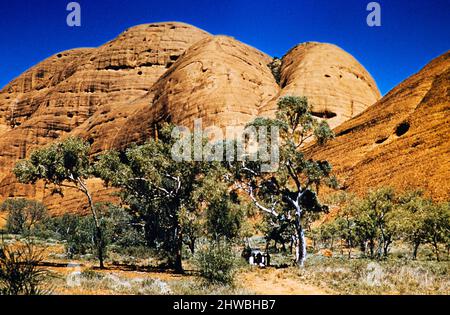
[0, 96, 448, 296]
[1, 233, 448, 295]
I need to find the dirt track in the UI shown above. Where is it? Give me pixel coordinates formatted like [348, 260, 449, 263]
[238, 267, 329, 295]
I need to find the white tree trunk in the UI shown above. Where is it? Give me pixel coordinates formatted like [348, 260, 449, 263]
[297, 228, 306, 267]
[299, 229, 306, 267]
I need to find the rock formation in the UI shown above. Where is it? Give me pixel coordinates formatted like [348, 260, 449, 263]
[308, 51, 450, 200]
[0, 22, 210, 213]
[0, 22, 383, 213]
[260, 42, 381, 129]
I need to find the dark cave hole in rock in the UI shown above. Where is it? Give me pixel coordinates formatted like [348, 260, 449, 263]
[67, 112, 74, 118]
[412, 141, 422, 148]
[395, 122, 410, 137]
[138, 71, 143, 75]
[87, 138, 94, 145]
[375, 136, 388, 144]
[57, 54, 62, 58]
[105, 64, 134, 71]
[311, 110, 337, 119]
[324, 74, 331, 78]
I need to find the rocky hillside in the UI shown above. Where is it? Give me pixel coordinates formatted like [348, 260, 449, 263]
[308, 51, 450, 200]
[0, 22, 382, 213]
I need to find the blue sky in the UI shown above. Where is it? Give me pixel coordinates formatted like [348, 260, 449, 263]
[0, 0, 449, 95]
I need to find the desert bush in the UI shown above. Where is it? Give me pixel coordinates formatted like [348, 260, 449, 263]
[422, 202, 450, 261]
[319, 189, 450, 261]
[66, 216, 97, 258]
[42, 204, 146, 261]
[194, 242, 237, 285]
[43, 213, 96, 258]
[0, 243, 51, 295]
[98, 203, 146, 248]
[1, 199, 48, 235]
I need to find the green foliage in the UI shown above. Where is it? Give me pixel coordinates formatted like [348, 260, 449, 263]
[99, 203, 146, 248]
[67, 216, 97, 258]
[42, 204, 146, 259]
[13, 137, 91, 186]
[13, 137, 106, 268]
[95, 123, 240, 272]
[0, 243, 51, 295]
[421, 202, 450, 261]
[45, 213, 95, 257]
[1, 199, 47, 235]
[194, 179, 244, 242]
[227, 96, 336, 266]
[314, 189, 450, 261]
[194, 242, 237, 285]
[395, 191, 433, 259]
[354, 187, 399, 258]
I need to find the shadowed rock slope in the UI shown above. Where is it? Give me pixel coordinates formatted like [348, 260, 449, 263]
[308, 51, 450, 200]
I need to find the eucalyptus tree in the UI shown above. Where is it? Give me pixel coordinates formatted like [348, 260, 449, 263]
[227, 96, 336, 267]
[13, 137, 106, 268]
[95, 124, 240, 273]
[395, 191, 431, 260]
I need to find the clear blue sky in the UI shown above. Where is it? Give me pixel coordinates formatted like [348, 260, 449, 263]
[0, 0, 449, 95]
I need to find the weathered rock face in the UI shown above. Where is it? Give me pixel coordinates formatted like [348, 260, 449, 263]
[308, 51, 450, 200]
[0, 22, 384, 214]
[113, 35, 279, 146]
[0, 22, 210, 212]
[67, 22, 211, 154]
[260, 42, 381, 129]
[151, 35, 278, 128]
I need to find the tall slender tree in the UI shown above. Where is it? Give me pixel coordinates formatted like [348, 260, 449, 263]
[13, 138, 106, 269]
[228, 96, 336, 266]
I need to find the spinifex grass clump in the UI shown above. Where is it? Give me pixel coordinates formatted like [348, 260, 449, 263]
[0, 242, 51, 295]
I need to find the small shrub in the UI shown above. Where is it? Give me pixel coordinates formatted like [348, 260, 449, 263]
[40, 205, 146, 262]
[66, 216, 96, 258]
[1, 199, 48, 235]
[194, 242, 237, 285]
[0, 243, 51, 295]
[100, 204, 146, 248]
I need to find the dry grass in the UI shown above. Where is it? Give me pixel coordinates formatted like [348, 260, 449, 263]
[293, 255, 450, 295]
[2, 236, 448, 295]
